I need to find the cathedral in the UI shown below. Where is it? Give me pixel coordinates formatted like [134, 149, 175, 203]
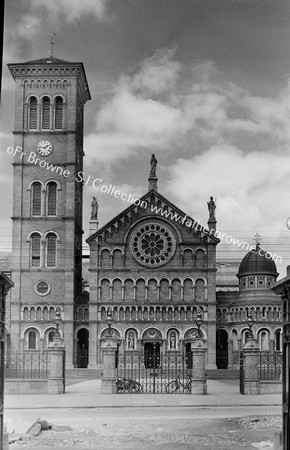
[4, 56, 282, 372]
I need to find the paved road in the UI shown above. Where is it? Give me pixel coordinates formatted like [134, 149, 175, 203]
[7, 405, 281, 450]
[5, 379, 282, 449]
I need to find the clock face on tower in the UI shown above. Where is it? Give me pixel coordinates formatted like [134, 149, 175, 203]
[37, 140, 53, 157]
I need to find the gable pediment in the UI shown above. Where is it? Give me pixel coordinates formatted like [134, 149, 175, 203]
[86, 189, 219, 246]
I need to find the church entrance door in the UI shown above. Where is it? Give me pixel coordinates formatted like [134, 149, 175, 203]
[144, 342, 160, 369]
[77, 328, 89, 368]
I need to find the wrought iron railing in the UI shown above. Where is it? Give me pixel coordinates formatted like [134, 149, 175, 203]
[259, 351, 282, 381]
[4, 351, 49, 379]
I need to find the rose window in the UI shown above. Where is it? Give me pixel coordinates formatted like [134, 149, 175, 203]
[130, 223, 176, 267]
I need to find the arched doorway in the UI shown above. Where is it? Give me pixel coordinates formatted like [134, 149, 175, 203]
[216, 329, 228, 369]
[142, 328, 162, 369]
[77, 328, 89, 368]
[144, 342, 160, 368]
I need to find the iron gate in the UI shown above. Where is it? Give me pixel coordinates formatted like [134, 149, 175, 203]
[239, 351, 244, 395]
[117, 351, 193, 394]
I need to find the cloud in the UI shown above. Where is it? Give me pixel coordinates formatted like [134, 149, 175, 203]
[131, 48, 181, 95]
[85, 49, 184, 163]
[28, 0, 110, 23]
[3, 14, 42, 64]
[85, 50, 290, 167]
[165, 144, 290, 233]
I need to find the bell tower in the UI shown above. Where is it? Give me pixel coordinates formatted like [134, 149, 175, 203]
[8, 57, 91, 367]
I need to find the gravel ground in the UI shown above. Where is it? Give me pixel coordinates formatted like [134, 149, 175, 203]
[9, 414, 282, 449]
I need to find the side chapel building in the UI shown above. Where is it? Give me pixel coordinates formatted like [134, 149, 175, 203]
[5, 56, 282, 372]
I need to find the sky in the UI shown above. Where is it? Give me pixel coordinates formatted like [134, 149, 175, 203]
[1, 0, 290, 277]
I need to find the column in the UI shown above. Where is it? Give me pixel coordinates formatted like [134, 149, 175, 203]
[191, 338, 207, 395]
[242, 337, 260, 395]
[227, 339, 233, 369]
[47, 336, 65, 394]
[101, 337, 118, 394]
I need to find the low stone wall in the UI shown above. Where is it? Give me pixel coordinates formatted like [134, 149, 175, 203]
[259, 380, 282, 395]
[4, 379, 49, 394]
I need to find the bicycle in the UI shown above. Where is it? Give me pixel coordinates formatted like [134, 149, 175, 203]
[166, 373, 193, 393]
[116, 377, 143, 394]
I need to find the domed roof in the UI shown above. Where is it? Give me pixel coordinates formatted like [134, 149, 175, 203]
[238, 244, 278, 277]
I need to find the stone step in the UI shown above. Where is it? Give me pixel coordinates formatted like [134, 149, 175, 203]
[206, 369, 239, 380]
[65, 368, 102, 379]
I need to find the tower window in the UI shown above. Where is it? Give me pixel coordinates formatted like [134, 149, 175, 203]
[32, 182, 42, 215]
[55, 97, 63, 129]
[29, 97, 38, 129]
[31, 233, 41, 267]
[28, 331, 37, 349]
[42, 97, 50, 129]
[47, 182, 57, 215]
[46, 233, 57, 267]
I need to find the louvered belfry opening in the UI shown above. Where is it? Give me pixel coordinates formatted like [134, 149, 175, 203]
[41, 96, 50, 129]
[55, 96, 63, 129]
[29, 97, 37, 129]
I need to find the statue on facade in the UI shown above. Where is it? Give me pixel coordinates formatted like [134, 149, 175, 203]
[207, 196, 216, 219]
[149, 154, 157, 178]
[170, 332, 176, 350]
[128, 332, 135, 350]
[91, 196, 99, 220]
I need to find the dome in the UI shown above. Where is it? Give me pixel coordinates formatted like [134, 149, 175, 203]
[238, 245, 278, 278]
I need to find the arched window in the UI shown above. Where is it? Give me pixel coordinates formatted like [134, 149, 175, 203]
[48, 331, 55, 344]
[28, 331, 37, 349]
[46, 233, 57, 267]
[100, 279, 110, 301]
[54, 96, 63, 129]
[31, 233, 41, 267]
[195, 279, 205, 302]
[195, 249, 205, 267]
[29, 97, 38, 129]
[259, 329, 270, 351]
[42, 96, 50, 129]
[31, 182, 41, 216]
[47, 182, 57, 215]
[112, 279, 122, 302]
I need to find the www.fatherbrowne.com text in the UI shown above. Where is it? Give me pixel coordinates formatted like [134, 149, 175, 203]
[7, 146, 282, 263]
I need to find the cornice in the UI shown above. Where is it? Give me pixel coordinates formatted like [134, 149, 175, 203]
[8, 62, 91, 104]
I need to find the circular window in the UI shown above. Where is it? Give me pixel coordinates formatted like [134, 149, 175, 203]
[130, 222, 176, 267]
[35, 281, 50, 296]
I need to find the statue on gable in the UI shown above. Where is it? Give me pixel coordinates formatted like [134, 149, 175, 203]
[149, 154, 157, 178]
[91, 196, 99, 220]
[207, 196, 216, 219]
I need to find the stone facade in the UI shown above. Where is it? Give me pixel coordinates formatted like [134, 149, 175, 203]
[6, 56, 282, 373]
[86, 181, 219, 370]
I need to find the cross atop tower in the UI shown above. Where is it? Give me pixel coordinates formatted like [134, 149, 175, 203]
[253, 233, 261, 247]
[49, 33, 55, 58]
